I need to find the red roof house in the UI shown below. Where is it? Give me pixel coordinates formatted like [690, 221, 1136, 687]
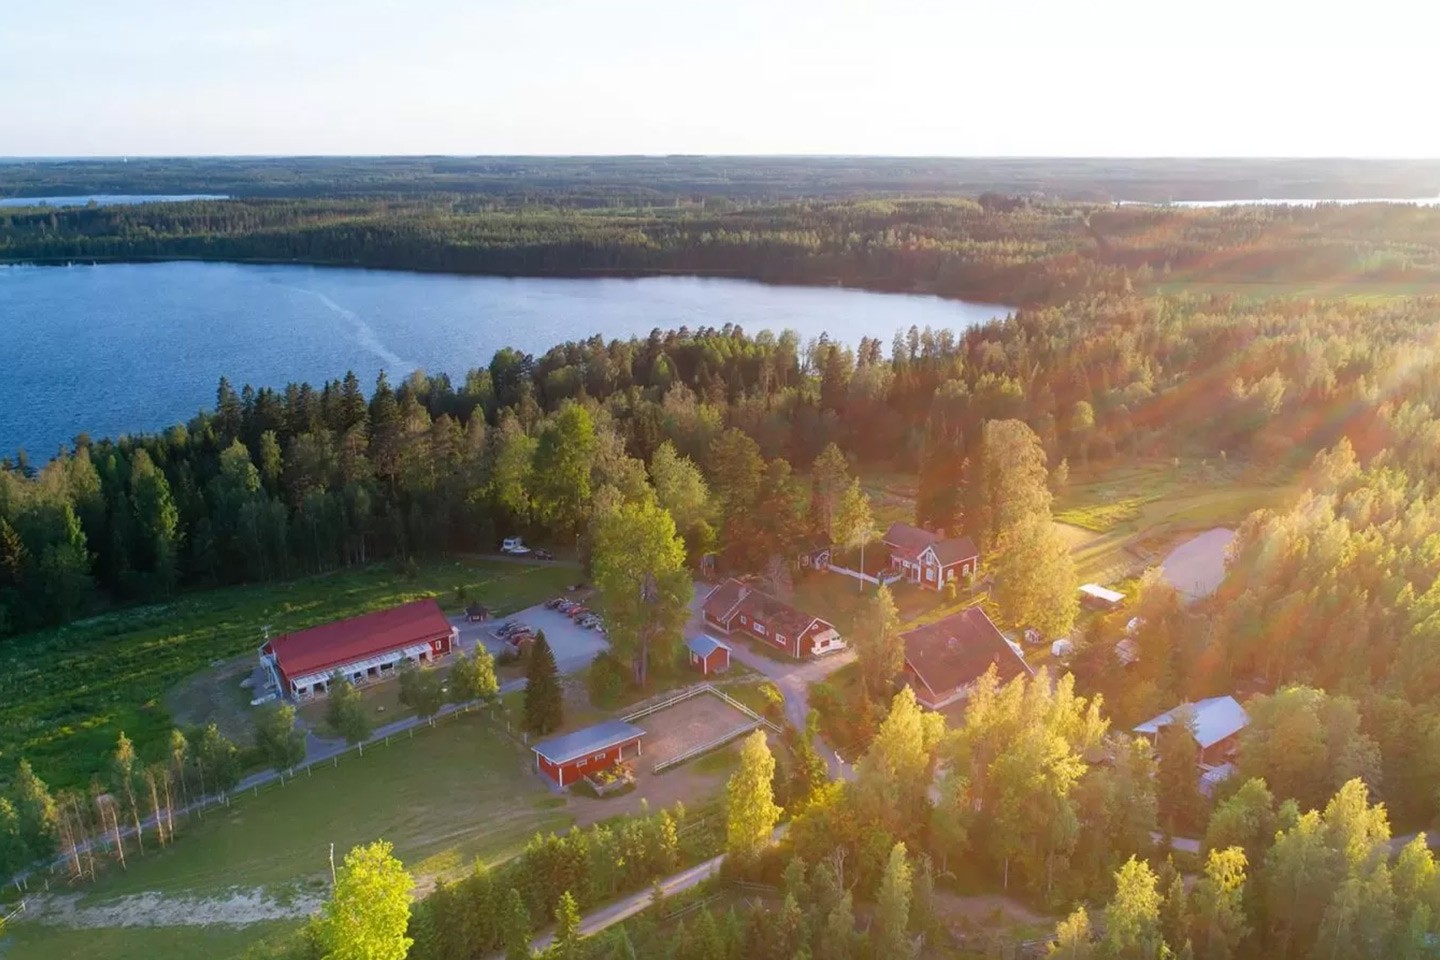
[700, 579, 844, 658]
[259, 599, 458, 698]
[901, 607, 1032, 709]
[882, 522, 979, 591]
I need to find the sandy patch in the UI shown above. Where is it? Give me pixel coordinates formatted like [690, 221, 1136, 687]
[1160, 527, 1235, 601]
[26, 887, 323, 929]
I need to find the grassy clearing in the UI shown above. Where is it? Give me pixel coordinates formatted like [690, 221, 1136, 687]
[0, 559, 576, 788]
[1054, 459, 1294, 584]
[75, 713, 568, 902]
[2, 919, 301, 960]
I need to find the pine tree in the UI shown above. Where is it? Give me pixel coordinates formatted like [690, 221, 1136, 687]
[524, 631, 564, 735]
[876, 841, 916, 960]
[501, 887, 532, 960]
[552, 890, 583, 960]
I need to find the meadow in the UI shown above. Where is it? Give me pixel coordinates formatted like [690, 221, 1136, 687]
[6, 713, 572, 960]
[0, 559, 577, 788]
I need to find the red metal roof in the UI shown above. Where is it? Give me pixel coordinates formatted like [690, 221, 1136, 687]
[267, 599, 453, 679]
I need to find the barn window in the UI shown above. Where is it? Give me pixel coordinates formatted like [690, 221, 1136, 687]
[775, 634, 787, 647]
[947, 567, 956, 581]
[740, 615, 748, 625]
[753, 621, 766, 636]
[925, 568, 936, 582]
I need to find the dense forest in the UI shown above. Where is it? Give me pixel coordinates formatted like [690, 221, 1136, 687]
[6, 197, 1440, 307]
[7, 290, 1439, 635]
[3, 155, 1439, 202]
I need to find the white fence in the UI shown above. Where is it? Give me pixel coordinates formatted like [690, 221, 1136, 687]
[622, 682, 781, 774]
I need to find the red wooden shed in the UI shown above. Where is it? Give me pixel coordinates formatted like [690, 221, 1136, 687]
[685, 634, 732, 675]
[532, 720, 646, 788]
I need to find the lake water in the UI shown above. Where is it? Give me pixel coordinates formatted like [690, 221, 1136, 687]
[1124, 197, 1440, 208]
[0, 194, 229, 208]
[0, 262, 1009, 457]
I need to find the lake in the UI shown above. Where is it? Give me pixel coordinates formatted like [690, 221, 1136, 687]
[0, 194, 228, 208]
[1124, 197, 1440, 208]
[0, 262, 1009, 458]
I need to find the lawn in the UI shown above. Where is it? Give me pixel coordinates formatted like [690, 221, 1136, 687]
[1053, 458, 1294, 584]
[79, 713, 568, 899]
[793, 571, 980, 635]
[9, 713, 571, 959]
[0, 558, 577, 789]
[1, 919, 301, 960]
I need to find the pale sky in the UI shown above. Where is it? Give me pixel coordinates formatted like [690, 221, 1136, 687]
[1, 0, 1436, 157]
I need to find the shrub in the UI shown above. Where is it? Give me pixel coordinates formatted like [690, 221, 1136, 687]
[944, 581, 958, 602]
[587, 651, 630, 708]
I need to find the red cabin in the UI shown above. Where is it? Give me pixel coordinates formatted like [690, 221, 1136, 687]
[700, 579, 844, 658]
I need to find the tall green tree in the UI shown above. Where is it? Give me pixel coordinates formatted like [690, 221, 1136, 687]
[524, 632, 564, 735]
[448, 644, 499, 705]
[531, 404, 597, 539]
[590, 498, 690, 685]
[875, 841, 916, 960]
[993, 513, 1077, 639]
[649, 441, 713, 556]
[255, 703, 307, 771]
[965, 418, 1054, 554]
[1189, 847, 1249, 960]
[726, 730, 780, 871]
[327, 676, 374, 745]
[309, 840, 414, 960]
[1156, 708, 1204, 835]
[1051, 908, 1096, 959]
[853, 687, 942, 839]
[501, 887, 532, 960]
[10, 759, 58, 864]
[551, 890, 583, 960]
[832, 479, 876, 592]
[397, 662, 446, 721]
[809, 442, 852, 540]
[1102, 857, 1168, 960]
[853, 582, 903, 700]
[109, 731, 145, 855]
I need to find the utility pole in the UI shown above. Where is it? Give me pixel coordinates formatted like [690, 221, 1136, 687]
[329, 842, 337, 888]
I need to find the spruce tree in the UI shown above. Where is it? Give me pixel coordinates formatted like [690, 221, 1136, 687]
[524, 631, 563, 735]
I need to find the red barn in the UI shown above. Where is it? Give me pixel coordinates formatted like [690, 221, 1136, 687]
[700, 579, 844, 658]
[685, 634, 732, 675]
[258, 598, 458, 699]
[532, 720, 646, 788]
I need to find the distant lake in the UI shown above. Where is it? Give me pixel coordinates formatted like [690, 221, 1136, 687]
[0, 262, 1010, 458]
[0, 194, 228, 208]
[1124, 197, 1440, 208]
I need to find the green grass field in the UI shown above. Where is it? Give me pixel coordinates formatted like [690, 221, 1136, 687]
[0, 559, 577, 789]
[1055, 459, 1293, 583]
[7, 713, 571, 960]
[1, 920, 300, 960]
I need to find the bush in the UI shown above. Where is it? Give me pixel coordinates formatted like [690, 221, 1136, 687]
[587, 651, 630, 708]
[944, 581, 958, 602]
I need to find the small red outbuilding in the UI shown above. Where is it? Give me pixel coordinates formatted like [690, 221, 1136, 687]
[685, 634, 732, 675]
[532, 720, 646, 788]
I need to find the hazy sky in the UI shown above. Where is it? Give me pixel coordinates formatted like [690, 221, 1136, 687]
[2, 0, 1436, 157]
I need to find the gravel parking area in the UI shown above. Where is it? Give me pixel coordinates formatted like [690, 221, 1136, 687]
[452, 603, 609, 674]
[1161, 527, 1235, 601]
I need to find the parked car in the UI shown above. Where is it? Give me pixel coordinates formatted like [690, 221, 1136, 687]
[497, 621, 528, 637]
[567, 606, 589, 619]
[545, 597, 566, 609]
[465, 603, 491, 622]
[501, 537, 531, 555]
[534, 548, 555, 561]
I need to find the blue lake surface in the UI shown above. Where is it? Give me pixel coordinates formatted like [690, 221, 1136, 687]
[0, 194, 228, 207]
[0, 262, 1010, 457]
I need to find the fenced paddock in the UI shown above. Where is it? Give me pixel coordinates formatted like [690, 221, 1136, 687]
[623, 684, 778, 773]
